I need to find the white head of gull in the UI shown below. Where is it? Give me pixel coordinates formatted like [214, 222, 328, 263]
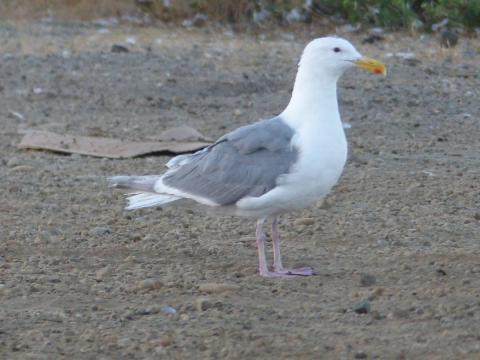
[110, 37, 386, 278]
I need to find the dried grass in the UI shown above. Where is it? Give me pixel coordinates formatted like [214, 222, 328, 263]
[0, 0, 137, 21]
[0, 0, 256, 23]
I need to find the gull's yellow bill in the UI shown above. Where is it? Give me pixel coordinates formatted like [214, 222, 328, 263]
[353, 57, 387, 76]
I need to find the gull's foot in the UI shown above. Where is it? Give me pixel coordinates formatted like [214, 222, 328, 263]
[260, 267, 315, 278]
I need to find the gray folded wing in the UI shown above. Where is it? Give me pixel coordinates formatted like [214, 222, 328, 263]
[162, 117, 298, 205]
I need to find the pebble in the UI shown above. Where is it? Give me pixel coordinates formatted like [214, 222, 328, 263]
[198, 282, 239, 294]
[368, 287, 384, 301]
[355, 352, 368, 359]
[294, 218, 315, 226]
[285, 7, 310, 23]
[7, 157, 22, 167]
[182, 13, 208, 28]
[253, 9, 271, 24]
[158, 334, 174, 347]
[9, 165, 35, 173]
[90, 226, 112, 236]
[432, 18, 449, 32]
[436, 268, 447, 276]
[160, 305, 177, 315]
[194, 297, 212, 311]
[135, 306, 160, 316]
[95, 266, 111, 281]
[125, 36, 136, 45]
[111, 44, 129, 53]
[353, 300, 371, 314]
[194, 297, 224, 312]
[137, 278, 163, 291]
[440, 29, 458, 48]
[8, 111, 25, 120]
[359, 273, 376, 287]
[143, 234, 157, 242]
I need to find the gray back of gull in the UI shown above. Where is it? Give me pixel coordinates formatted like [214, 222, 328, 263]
[163, 117, 298, 206]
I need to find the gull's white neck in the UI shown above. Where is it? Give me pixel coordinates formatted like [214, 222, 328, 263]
[280, 62, 342, 130]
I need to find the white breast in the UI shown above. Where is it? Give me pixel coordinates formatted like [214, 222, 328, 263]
[283, 119, 347, 205]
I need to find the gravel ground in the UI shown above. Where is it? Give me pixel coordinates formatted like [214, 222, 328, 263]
[1, 22, 479, 359]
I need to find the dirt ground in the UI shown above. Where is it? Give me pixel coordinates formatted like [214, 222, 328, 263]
[1, 21, 479, 359]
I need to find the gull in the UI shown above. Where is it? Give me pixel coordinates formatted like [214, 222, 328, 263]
[110, 37, 386, 278]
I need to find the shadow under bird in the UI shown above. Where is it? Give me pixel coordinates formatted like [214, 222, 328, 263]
[110, 37, 386, 278]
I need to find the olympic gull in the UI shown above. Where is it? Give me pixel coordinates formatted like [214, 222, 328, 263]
[110, 37, 386, 278]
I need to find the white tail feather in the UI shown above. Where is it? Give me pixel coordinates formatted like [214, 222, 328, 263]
[126, 192, 180, 210]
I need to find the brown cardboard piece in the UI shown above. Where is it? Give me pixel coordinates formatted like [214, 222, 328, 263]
[18, 126, 212, 158]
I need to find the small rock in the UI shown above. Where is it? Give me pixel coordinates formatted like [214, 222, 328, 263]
[195, 297, 212, 311]
[253, 9, 271, 24]
[233, 109, 242, 117]
[362, 28, 384, 44]
[158, 334, 174, 347]
[192, 13, 208, 27]
[198, 282, 239, 294]
[368, 287, 384, 301]
[194, 297, 223, 311]
[285, 7, 310, 23]
[8, 111, 25, 121]
[90, 226, 112, 236]
[359, 273, 376, 287]
[369, 27, 385, 36]
[182, 13, 208, 28]
[362, 34, 384, 44]
[353, 300, 371, 314]
[95, 266, 111, 281]
[338, 24, 360, 33]
[137, 279, 163, 291]
[355, 352, 368, 359]
[294, 218, 315, 226]
[436, 268, 447, 276]
[160, 305, 177, 315]
[7, 157, 22, 167]
[47, 275, 61, 283]
[9, 165, 35, 173]
[143, 234, 157, 242]
[125, 36, 136, 45]
[440, 29, 458, 48]
[136, 306, 160, 316]
[172, 96, 184, 106]
[386, 52, 416, 60]
[432, 18, 449, 32]
[111, 44, 129, 53]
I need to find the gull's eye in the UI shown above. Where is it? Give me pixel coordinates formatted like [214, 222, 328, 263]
[333, 47, 341, 53]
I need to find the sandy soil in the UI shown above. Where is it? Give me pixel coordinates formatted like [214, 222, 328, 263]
[1, 22, 479, 359]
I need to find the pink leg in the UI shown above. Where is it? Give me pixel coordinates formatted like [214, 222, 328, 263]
[255, 218, 314, 278]
[271, 216, 314, 276]
[255, 219, 270, 277]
